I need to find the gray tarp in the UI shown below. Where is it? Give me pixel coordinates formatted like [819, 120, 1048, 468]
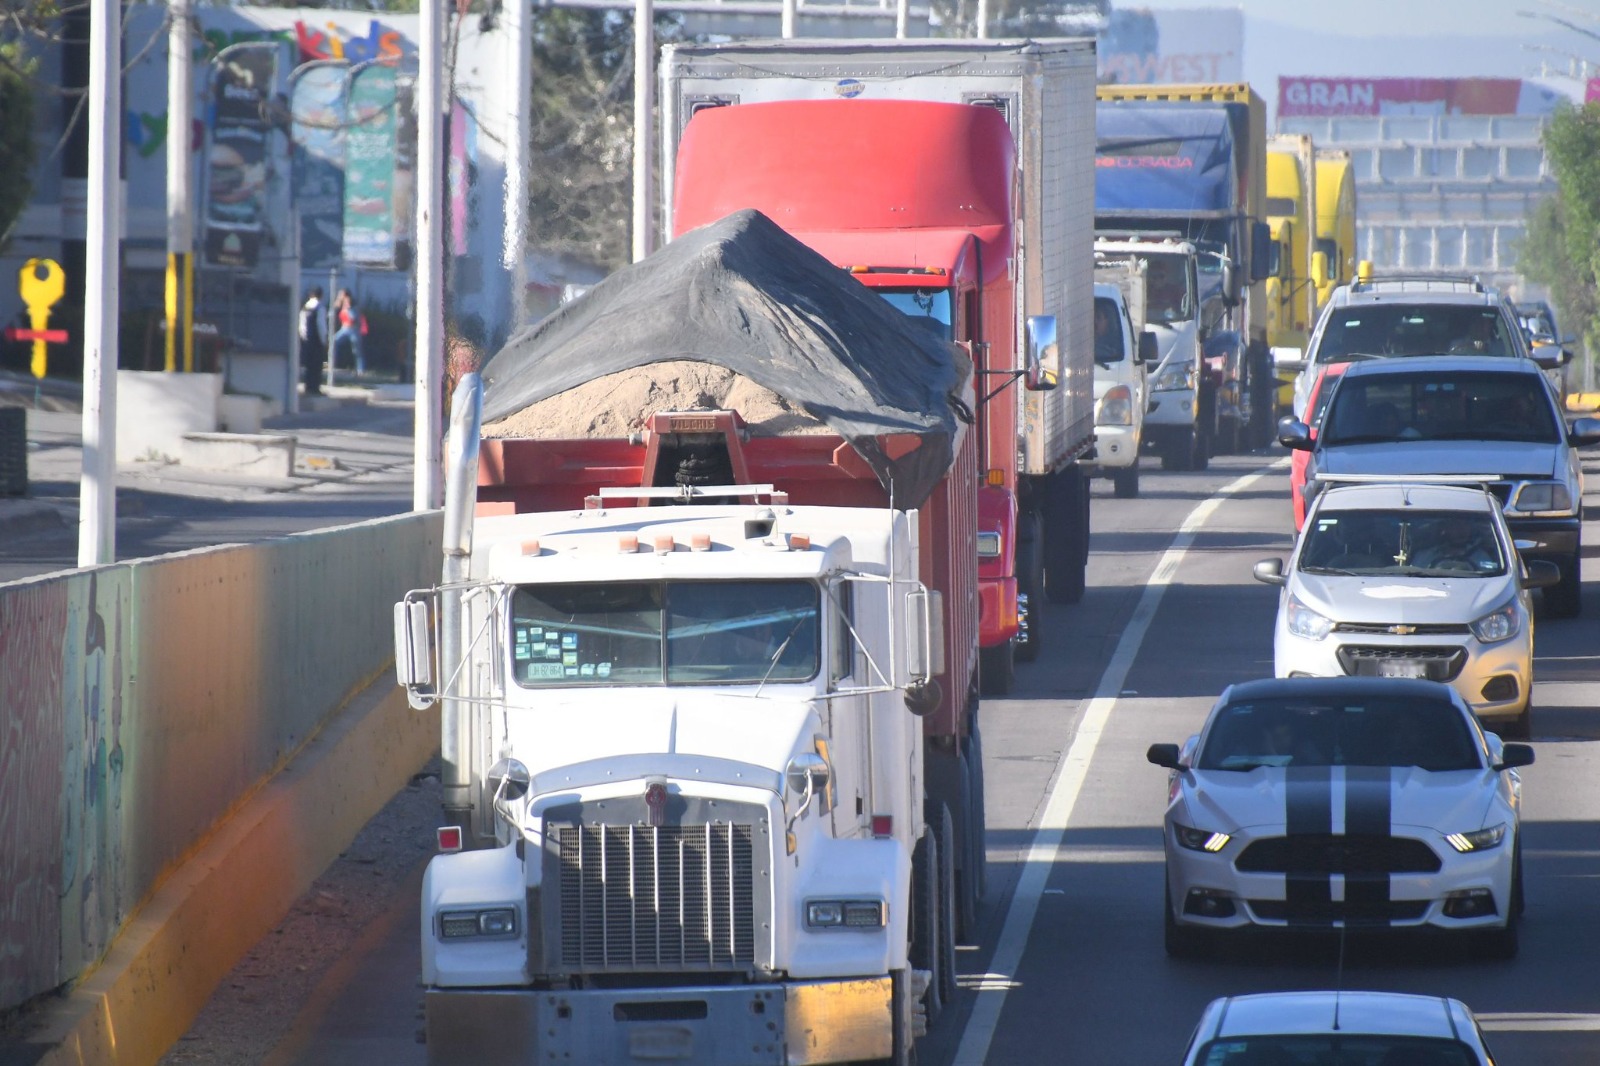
[480, 209, 971, 509]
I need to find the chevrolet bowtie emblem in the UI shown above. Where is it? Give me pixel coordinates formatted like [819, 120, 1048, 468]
[1389, 624, 1417, 635]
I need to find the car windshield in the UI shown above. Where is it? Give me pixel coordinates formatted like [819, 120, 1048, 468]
[877, 287, 954, 341]
[1197, 695, 1481, 771]
[1196, 1035, 1479, 1066]
[510, 580, 819, 686]
[1315, 304, 1517, 362]
[1319, 372, 1559, 446]
[1299, 508, 1505, 577]
[1094, 295, 1126, 363]
[1145, 252, 1194, 323]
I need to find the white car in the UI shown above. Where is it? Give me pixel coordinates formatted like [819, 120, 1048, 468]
[1148, 676, 1532, 959]
[1254, 480, 1559, 738]
[1180, 990, 1498, 1066]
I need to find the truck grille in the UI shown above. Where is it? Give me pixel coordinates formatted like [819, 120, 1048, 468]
[558, 823, 757, 970]
[1236, 834, 1442, 875]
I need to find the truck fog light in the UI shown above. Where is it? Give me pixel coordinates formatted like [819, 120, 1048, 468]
[1443, 888, 1498, 919]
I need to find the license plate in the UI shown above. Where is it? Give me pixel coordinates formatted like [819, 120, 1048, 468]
[1378, 660, 1427, 679]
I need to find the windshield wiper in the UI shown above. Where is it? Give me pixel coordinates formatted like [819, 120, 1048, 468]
[1300, 565, 1357, 576]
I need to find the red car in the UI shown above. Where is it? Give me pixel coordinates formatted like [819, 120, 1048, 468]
[1290, 362, 1350, 531]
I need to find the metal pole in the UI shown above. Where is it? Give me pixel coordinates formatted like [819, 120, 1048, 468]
[326, 265, 336, 387]
[416, 0, 445, 510]
[632, 0, 654, 263]
[81, 0, 121, 567]
[166, 0, 192, 373]
[896, 0, 908, 38]
[782, 0, 796, 38]
[976, 0, 988, 38]
[503, 0, 532, 330]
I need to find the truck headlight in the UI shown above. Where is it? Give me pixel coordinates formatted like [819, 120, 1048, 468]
[1173, 824, 1231, 852]
[1097, 384, 1134, 426]
[439, 907, 519, 939]
[976, 531, 1003, 559]
[1511, 481, 1573, 515]
[1446, 823, 1506, 853]
[1470, 599, 1521, 644]
[1151, 360, 1195, 392]
[1285, 595, 1334, 640]
[806, 899, 886, 929]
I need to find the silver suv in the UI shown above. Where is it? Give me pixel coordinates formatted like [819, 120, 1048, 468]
[1291, 274, 1563, 419]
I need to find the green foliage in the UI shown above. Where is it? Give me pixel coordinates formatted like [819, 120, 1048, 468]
[0, 39, 37, 252]
[1529, 103, 1600, 366]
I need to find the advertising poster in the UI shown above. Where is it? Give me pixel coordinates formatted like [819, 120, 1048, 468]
[203, 42, 278, 268]
[289, 61, 348, 270]
[1099, 8, 1243, 85]
[1278, 77, 1565, 118]
[343, 62, 398, 267]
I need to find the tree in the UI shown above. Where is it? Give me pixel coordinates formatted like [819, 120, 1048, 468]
[0, 38, 35, 252]
[1526, 102, 1600, 380]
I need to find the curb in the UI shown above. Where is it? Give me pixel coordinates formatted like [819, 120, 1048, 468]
[7, 678, 439, 1066]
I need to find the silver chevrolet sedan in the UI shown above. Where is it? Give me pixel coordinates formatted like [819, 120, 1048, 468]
[1254, 481, 1559, 738]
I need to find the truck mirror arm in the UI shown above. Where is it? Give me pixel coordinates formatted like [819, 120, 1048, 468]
[978, 367, 1028, 404]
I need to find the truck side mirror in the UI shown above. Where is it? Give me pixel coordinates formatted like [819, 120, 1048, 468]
[1138, 329, 1160, 365]
[1311, 251, 1329, 291]
[394, 594, 439, 709]
[1025, 315, 1058, 391]
[904, 587, 944, 716]
[1250, 221, 1274, 284]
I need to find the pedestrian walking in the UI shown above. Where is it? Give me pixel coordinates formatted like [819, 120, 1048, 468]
[333, 288, 367, 375]
[298, 287, 326, 395]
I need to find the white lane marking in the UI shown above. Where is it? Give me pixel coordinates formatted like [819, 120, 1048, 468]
[951, 464, 1282, 1066]
[1476, 1013, 1600, 1032]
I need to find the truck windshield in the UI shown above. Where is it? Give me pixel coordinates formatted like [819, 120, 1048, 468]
[1143, 253, 1194, 323]
[510, 580, 820, 687]
[877, 288, 954, 341]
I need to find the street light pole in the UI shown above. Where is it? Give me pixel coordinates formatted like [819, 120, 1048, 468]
[416, 0, 445, 510]
[633, 0, 654, 262]
[81, 0, 122, 567]
[166, 0, 194, 373]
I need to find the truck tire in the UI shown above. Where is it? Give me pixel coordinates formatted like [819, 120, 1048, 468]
[967, 721, 988, 902]
[1043, 467, 1087, 605]
[955, 741, 983, 938]
[929, 802, 959, 1005]
[1193, 390, 1213, 472]
[978, 642, 1015, 695]
[1013, 512, 1044, 663]
[1111, 459, 1140, 499]
[886, 969, 920, 1066]
[909, 829, 944, 1026]
[1160, 427, 1198, 472]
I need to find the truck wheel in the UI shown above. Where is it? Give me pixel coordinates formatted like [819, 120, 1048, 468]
[967, 722, 988, 902]
[978, 642, 1015, 696]
[1543, 552, 1582, 618]
[1014, 513, 1044, 663]
[1160, 428, 1196, 472]
[1043, 467, 1087, 605]
[1112, 460, 1140, 499]
[909, 830, 944, 1026]
[955, 742, 983, 938]
[887, 969, 920, 1066]
[1193, 392, 1214, 472]
[929, 802, 959, 1005]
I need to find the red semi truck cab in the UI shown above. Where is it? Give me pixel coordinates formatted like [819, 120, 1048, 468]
[671, 98, 1024, 664]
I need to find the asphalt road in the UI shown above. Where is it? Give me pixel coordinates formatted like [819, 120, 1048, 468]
[165, 449, 1600, 1065]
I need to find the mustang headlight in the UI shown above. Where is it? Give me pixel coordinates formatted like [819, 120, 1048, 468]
[1511, 481, 1574, 516]
[806, 899, 887, 929]
[1285, 595, 1334, 640]
[1097, 384, 1135, 426]
[1446, 823, 1507, 853]
[1151, 359, 1196, 392]
[1173, 824, 1232, 853]
[1471, 599, 1522, 644]
[439, 906, 519, 939]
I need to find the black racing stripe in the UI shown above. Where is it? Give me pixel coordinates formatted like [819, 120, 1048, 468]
[1344, 766, 1393, 924]
[1285, 765, 1333, 926]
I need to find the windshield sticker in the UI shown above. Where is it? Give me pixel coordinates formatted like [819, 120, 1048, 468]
[561, 632, 578, 649]
[562, 651, 578, 666]
[597, 662, 612, 678]
[580, 663, 596, 677]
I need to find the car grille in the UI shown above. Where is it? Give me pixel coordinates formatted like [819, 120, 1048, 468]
[557, 822, 758, 971]
[1248, 898, 1430, 925]
[1333, 622, 1471, 636]
[1336, 644, 1467, 682]
[1237, 834, 1442, 875]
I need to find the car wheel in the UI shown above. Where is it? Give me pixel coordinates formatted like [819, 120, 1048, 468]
[979, 642, 1015, 696]
[1472, 916, 1519, 961]
[1513, 838, 1526, 919]
[1112, 461, 1140, 499]
[1163, 880, 1207, 959]
[1500, 697, 1532, 741]
[1543, 552, 1582, 619]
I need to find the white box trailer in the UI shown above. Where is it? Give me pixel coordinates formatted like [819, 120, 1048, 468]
[659, 38, 1099, 480]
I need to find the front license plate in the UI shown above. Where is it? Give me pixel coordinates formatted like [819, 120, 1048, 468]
[1378, 660, 1427, 679]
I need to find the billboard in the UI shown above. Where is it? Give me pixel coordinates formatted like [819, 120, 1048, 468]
[1099, 7, 1243, 85]
[289, 61, 348, 271]
[343, 63, 399, 267]
[202, 43, 281, 269]
[1279, 77, 1569, 118]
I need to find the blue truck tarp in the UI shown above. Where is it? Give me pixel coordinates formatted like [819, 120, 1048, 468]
[1094, 107, 1236, 218]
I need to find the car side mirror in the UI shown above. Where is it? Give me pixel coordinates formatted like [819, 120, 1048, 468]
[1495, 743, 1535, 771]
[1025, 315, 1058, 391]
[1530, 345, 1565, 371]
[1277, 416, 1313, 451]
[1250, 220, 1274, 284]
[1568, 416, 1600, 447]
[1253, 558, 1287, 586]
[1147, 743, 1183, 770]
[1523, 559, 1562, 590]
[1138, 329, 1160, 365]
[1311, 251, 1329, 291]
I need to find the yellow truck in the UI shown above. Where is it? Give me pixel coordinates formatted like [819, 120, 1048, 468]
[1314, 148, 1358, 309]
[1266, 133, 1318, 414]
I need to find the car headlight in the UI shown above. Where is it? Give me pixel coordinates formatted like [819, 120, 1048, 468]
[1097, 384, 1134, 426]
[806, 899, 887, 929]
[438, 906, 519, 939]
[1173, 823, 1231, 853]
[1446, 823, 1507, 853]
[1285, 594, 1334, 640]
[1510, 481, 1574, 515]
[1470, 599, 1522, 644]
[1151, 359, 1196, 392]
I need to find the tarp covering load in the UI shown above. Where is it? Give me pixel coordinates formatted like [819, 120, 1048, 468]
[480, 208, 972, 509]
[1095, 107, 1236, 217]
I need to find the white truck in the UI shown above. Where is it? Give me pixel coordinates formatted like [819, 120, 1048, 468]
[1087, 253, 1158, 497]
[394, 211, 984, 1065]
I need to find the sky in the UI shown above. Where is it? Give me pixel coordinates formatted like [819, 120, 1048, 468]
[1129, 0, 1600, 43]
